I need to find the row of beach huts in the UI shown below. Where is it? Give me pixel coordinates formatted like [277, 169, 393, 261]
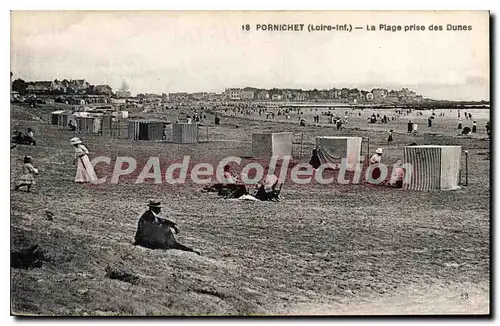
[50, 109, 200, 144]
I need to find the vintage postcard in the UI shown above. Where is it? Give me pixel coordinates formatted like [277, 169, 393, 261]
[10, 10, 490, 316]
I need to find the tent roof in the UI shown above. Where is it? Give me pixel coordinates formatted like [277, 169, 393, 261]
[405, 145, 461, 149]
[316, 136, 362, 140]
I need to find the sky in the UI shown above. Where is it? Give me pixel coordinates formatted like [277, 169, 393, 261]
[10, 11, 490, 100]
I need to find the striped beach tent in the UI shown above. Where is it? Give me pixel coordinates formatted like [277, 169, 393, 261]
[403, 145, 462, 191]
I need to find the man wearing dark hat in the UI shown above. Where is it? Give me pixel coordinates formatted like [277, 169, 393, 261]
[134, 200, 200, 255]
[137, 200, 179, 233]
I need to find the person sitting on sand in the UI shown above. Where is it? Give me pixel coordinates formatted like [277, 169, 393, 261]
[68, 120, 77, 131]
[12, 131, 23, 143]
[389, 159, 405, 188]
[461, 126, 472, 136]
[254, 168, 280, 201]
[26, 128, 34, 140]
[15, 156, 39, 192]
[309, 148, 321, 169]
[134, 200, 200, 255]
[369, 148, 383, 181]
[222, 164, 238, 184]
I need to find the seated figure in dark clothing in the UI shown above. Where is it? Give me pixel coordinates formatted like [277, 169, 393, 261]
[254, 172, 282, 201]
[309, 148, 321, 169]
[68, 120, 77, 131]
[134, 200, 200, 255]
[223, 183, 248, 198]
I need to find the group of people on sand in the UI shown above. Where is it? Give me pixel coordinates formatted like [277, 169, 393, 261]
[457, 119, 488, 137]
[13, 135, 199, 255]
[12, 127, 36, 146]
[203, 164, 282, 201]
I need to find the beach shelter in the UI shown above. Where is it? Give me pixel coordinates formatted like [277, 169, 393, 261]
[128, 120, 165, 141]
[252, 132, 293, 159]
[50, 110, 67, 126]
[172, 123, 199, 144]
[314, 136, 363, 171]
[57, 113, 69, 127]
[402, 145, 461, 191]
[77, 116, 102, 134]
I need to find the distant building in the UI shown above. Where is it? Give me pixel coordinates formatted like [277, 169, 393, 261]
[328, 89, 342, 99]
[50, 79, 70, 93]
[256, 90, 270, 100]
[385, 90, 400, 103]
[116, 90, 132, 98]
[291, 91, 307, 101]
[281, 90, 293, 101]
[207, 93, 223, 101]
[365, 92, 374, 101]
[190, 92, 208, 101]
[372, 88, 388, 102]
[112, 98, 127, 104]
[241, 89, 255, 100]
[271, 93, 283, 101]
[69, 79, 90, 92]
[95, 85, 113, 95]
[169, 92, 189, 101]
[26, 81, 53, 94]
[84, 95, 109, 104]
[224, 88, 241, 100]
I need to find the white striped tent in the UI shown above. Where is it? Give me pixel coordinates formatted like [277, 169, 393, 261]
[128, 120, 165, 141]
[403, 145, 462, 191]
[172, 123, 199, 144]
[252, 132, 293, 159]
[315, 136, 362, 171]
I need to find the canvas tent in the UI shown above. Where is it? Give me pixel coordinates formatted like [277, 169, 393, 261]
[314, 136, 363, 171]
[173, 123, 199, 144]
[252, 132, 293, 159]
[402, 145, 461, 191]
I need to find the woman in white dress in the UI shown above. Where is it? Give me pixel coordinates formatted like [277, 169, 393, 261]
[70, 137, 98, 183]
